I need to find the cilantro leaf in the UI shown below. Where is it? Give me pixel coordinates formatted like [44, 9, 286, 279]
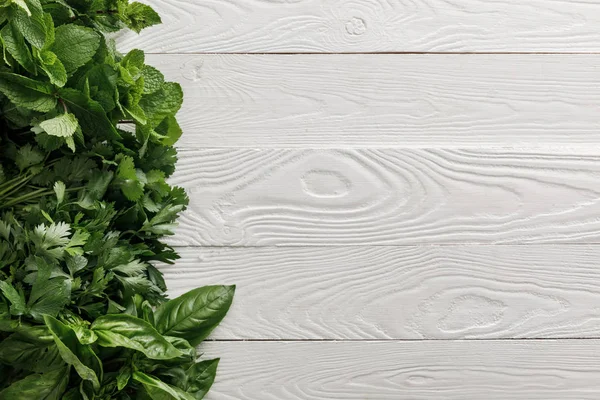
[117, 155, 144, 201]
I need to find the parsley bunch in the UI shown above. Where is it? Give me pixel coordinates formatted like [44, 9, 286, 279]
[0, 1, 234, 398]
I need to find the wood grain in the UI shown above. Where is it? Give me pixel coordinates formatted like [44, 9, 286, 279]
[146, 54, 600, 147]
[163, 246, 600, 340]
[117, 0, 600, 53]
[200, 340, 600, 399]
[169, 148, 600, 246]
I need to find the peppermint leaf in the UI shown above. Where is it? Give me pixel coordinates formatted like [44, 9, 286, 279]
[0, 72, 57, 111]
[124, 2, 161, 33]
[39, 113, 78, 138]
[51, 24, 100, 73]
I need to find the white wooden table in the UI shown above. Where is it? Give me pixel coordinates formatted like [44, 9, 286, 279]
[120, 1, 600, 397]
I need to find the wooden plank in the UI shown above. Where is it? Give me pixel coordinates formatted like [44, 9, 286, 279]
[118, 0, 600, 53]
[200, 340, 600, 399]
[146, 54, 600, 148]
[164, 246, 600, 340]
[169, 148, 600, 246]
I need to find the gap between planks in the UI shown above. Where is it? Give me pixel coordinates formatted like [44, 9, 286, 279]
[204, 338, 600, 342]
[142, 51, 600, 55]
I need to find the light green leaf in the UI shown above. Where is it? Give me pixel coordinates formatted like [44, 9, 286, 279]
[44, 315, 101, 390]
[124, 2, 161, 33]
[0, 72, 57, 111]
[154, 286, 235, 346]
[0, 366, 69, 400]
[53, 181, 65, 204]
[156, 115, 182, 146]
[30, 222, 71, 260]
[1, 21, 36, 73]
[139, 82, 183, 126]
[10, 0, 47, 49]
[91, 314, 183, 360]
[51, 24, 100, 73]
[38, 50, 67, 87]
[117, 155, 144, 201]
[39, 113, 79, 138]
[133, 371, 195, 400]
[141, 64, 164, 94]
[12, 0, 31, 16]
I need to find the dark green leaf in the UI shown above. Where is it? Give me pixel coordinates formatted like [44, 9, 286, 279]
[0, 21, 36, 73]
[183, 359, 219, 400]
[91, 313, 183, 360]
[0, 72, 57, 111]
[133, 371, 195, 400]
[44, 315, 101, 390]
[10, 0, 48, 49]
[58, 88, 119, 139]
[27, 258, 71, 320]
[0, 366, 69, 400]
[0, 280, 27, 316]
[0, 326, 63, 372]
[154, 286, 235, 346]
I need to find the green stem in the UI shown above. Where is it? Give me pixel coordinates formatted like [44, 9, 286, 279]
[0, 178, 32, 203]
[2, 188, 50, 209]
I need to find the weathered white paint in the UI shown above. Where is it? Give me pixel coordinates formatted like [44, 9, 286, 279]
[145, 54, 600, 148]
[169, 148, 600, 246]
[200, 340, 600, 399]
[118, 0, 600, 53]
[162, 246, 600, 340]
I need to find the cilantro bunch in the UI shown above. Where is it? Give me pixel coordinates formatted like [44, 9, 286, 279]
[0, 1, 235, 398]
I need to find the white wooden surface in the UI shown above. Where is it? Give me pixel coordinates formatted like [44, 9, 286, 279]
[163, 246, 600, 340]
[119, 0, 600, 53]
[146, 54, 600, 148]
[169, 148, 600, 246]
[199, 341, 600, 400]
[131, 0, 600, 397]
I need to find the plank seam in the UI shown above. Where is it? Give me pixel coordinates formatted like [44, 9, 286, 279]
[144, 52, 600, 55]
[203, 338, 600, 342]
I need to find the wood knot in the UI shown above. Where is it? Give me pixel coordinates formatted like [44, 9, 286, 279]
[345, 17, 366, 36]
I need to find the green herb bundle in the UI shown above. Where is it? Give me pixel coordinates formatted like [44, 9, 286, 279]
[0, 1, 234, 398]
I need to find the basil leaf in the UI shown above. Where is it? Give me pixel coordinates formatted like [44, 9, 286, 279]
[154, 285, 235, 346]
[91, 313, 183, 360]
[0, 366, 69, 400]
[44, 315, 101, 390]
[0, 326, 63, 372]
[133, 371, 195, 400]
